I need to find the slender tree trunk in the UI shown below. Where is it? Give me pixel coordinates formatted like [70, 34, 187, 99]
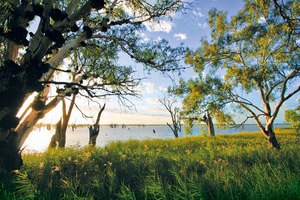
[167, 122, 181, 138]
[88, 104, 106, 146]
[174, 128, 179, 138]
[48, 94, 76, 149]
[204, 111, 215, 137]
[167, 123, 179, 138]
[59, 99, 67, 148]
[48, 119, 62, 149]
[57, 118, 65, 148]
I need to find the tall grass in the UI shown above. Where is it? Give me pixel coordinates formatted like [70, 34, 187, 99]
[1, 128, 300, 199]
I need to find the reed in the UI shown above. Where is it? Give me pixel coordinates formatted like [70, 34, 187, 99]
[1, 128, 299, 199]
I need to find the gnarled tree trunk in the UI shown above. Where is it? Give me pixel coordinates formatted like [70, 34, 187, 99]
[266, 131, 280, 149]
[88, 104, 105, 146]
[264, 125, 280, 149]
[89, 125, 100, 146]
[0, 35, 84, 172]
[254, 117, 281, 149]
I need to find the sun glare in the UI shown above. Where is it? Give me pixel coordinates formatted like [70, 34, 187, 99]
[22, 127, 53, 153]
[17, 92, 37, 118]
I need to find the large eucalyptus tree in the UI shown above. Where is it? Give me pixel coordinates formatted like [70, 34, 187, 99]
[173, 0, 299, 149]
[0, 0, 186, 172]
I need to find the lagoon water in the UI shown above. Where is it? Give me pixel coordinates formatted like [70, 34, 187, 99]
[22, 124, 290, 153]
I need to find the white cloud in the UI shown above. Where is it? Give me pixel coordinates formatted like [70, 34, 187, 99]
[144, 20, 173, 33]
[117, 2, 174, 33]
[174, 33, 187, 40]
[145, 98, 160, 105]
[197, 22, 209, 29]
[192, 10, 205, 18]
[137, 82, 158, 94]
[159, 86, 168, 91]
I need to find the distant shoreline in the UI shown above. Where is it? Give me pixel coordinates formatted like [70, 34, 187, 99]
[34, 123, 291, 127]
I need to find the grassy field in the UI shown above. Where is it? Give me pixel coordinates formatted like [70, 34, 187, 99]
[1, 128, 300, 200]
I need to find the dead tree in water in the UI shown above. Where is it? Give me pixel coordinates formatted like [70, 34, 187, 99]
[159, 96, 182, 138]
[89, 104, 106, 146]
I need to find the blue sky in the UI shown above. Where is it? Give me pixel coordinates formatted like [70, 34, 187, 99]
[39, 0, 299, 125]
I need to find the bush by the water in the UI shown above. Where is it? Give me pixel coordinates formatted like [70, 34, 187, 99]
[1, 128, 300, 199]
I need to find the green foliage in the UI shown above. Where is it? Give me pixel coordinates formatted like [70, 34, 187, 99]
[285, 101, 300, 130]
[0, 1, 14, 28]
[1, 128, 300, 199]
[171, 0, 300, 139]
[0, 0, 187, 158]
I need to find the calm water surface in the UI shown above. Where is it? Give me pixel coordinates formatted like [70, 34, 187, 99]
[22, 124, 290, 153]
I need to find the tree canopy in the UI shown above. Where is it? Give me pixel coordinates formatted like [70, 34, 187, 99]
[285, 100, 300, 130]
[171, 0, 300, 148]
[0, 0, 186, 172]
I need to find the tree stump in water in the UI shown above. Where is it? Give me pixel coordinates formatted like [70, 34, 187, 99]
[89, 125, 99, 146]
[88, 103, 105, 146]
